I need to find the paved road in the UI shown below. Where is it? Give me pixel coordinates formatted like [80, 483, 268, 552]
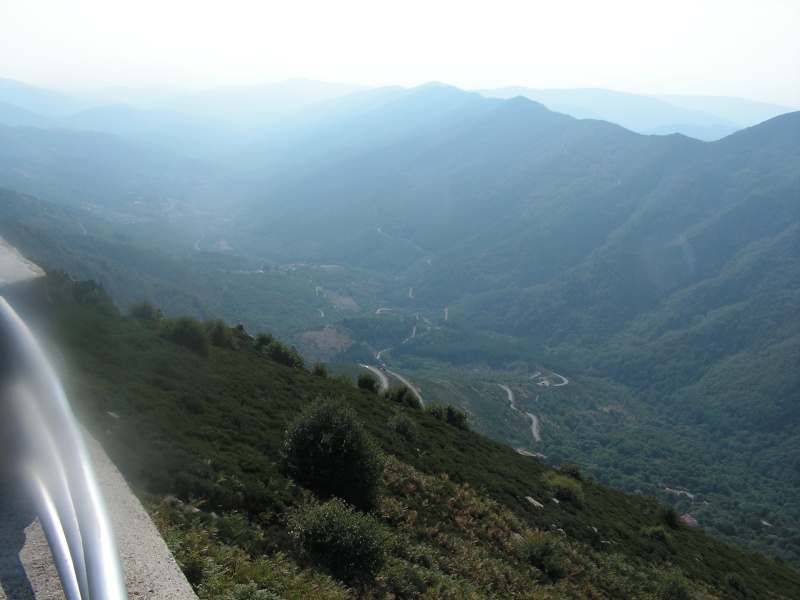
[499, 384, 541, 442]
[0, 433, 197, 599]
[360, 365, 389, 391]
[526, 412, 542, 442]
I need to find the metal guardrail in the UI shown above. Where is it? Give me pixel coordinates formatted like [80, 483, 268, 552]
[0, 297, 127, 599]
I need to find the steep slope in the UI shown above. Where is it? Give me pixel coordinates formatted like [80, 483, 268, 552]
[1, 82, 797, 569]
[41, 271, 800, 598]
[231, 101, 799, 565]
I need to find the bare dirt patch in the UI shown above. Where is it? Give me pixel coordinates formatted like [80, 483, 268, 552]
[295, 326, 353, 361]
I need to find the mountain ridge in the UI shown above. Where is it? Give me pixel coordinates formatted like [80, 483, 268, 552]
[0, 80, 797, 570]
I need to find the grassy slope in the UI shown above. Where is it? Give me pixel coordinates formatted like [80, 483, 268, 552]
[44, 272, 800, 599]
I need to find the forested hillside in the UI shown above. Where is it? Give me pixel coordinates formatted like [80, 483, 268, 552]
[0, 81, 797, 568]
[36, 271, 800, 598]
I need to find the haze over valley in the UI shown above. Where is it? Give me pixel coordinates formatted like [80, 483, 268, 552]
[1, 1, 799, 595]
[1, 73, 798, 579]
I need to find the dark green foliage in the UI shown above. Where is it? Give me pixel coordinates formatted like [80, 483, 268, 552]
[357, 372, 379, 393]
[383, 384, 421, 409]
[659, 504, 681, 529]
[282, 398, 383, 511]
[387, 411, 418, 443]
[543, 472, 585, 507]
[515, 533, 567, 582]
[129, 300, 163, 320]
[254, 333, 305, 369]
[5, 105, 799, 568]
[253, 332, 276, 353]
[289, 499, 386, 586]
[334, 371, 353, 386]
[340, 314, 416, 352]
[225, 585, 283, 600]
[423, 403, 469, 430]
[641, 525, 671, 542]
[204, 319, 238, 349]
[311, 361, 328, 377]
[656, 570, 693, 600]
[43, 272, 800, 598]
[393, 325, 538, 370]
[725, 572, 746, 592]
[159, 316, 209, 357]
[444, 405, 469, 431]
[559, 462, 583, 481]
[69, 279, 119, 316]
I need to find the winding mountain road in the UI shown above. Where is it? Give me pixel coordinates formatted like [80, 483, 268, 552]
[360, 364, 390, 391]
[499, 384, 541, 442]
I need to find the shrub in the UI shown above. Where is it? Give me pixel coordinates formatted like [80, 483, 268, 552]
[423, 403, 469, 430]
[253, 332, 276, 352]
[357, 373, 379, 393]
[659, 504, 681, 529]
[205, 318, 237, 349]
[158, 316, 209, 356]
[289, 499, 386, 586]
[254, 333, 305, 368]
[226, 585, 283, 600]
[641, 525, 670, 542]
[70, 279, 118, 316]
[312, 362, 328, 377]
[424, 404, 446, 419]
[656, 570, 693, 600]
[543, 472, 585, 507]
[725, 572, 746, 592]
[282, 398, 383, 510]
[387, 411, 419, 443]
[515, 533, 567, 582]
[559, 462, 583, 481]
[129, 300, 163, 320]
[444, 405, 469, 431]
[383, 384, 421, 409]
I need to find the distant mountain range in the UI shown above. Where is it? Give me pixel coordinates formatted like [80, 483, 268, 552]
[476, 86, 796, 140]
[1, 76, 796, 142]
[0, 78, 797, 568]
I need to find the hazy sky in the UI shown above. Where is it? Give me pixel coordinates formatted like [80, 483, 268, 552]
[2, 0, 799, 107]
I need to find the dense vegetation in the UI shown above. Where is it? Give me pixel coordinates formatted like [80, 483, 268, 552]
[0, 84, 797, 570]
[39, 271, 800, 598]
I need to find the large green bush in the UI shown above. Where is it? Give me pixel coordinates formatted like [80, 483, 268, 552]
[515, 533, 568, 582]
[423, 403, 469, 430]
[158, 316, 209, 356]
[289, 499, 386, 586]
[357, 373, 379, 393]
[282, 398, 383, 510]
[254, 332, 305, 368]
[312, 361, 328, 377]
[129, 300, 163, 320]
[543, 472, 585, 507]
[383, 384, 421, 409]
[204, 319, 238, 349]
[387, 411, 419, 443]
[656, 570, 694, 600]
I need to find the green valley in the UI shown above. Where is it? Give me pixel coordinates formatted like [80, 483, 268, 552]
[37, 270, 800, 598]
[0, 80, 798, 578]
